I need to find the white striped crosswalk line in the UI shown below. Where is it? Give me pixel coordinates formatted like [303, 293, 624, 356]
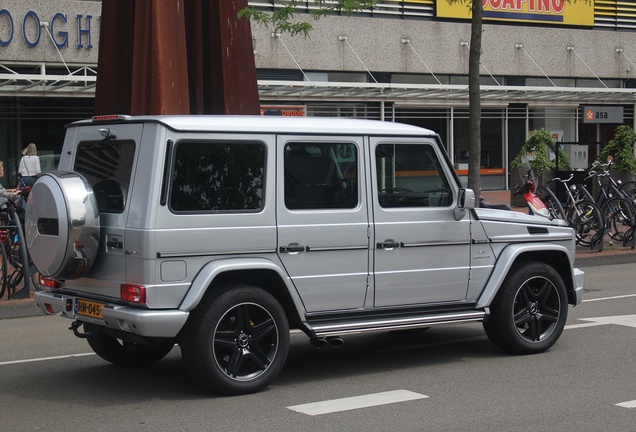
[287, 390, 428, 416]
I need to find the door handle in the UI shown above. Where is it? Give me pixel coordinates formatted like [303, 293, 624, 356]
[280, 243, 306, 253]
[106, 240, 123, 249]
[377, 240, 400, 250]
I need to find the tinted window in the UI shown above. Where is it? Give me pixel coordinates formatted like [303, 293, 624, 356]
[376, 143, 451, 208]
[170, 141, 265, 212]
[74, 140, 135, 213]
[284, 142, 358, 210]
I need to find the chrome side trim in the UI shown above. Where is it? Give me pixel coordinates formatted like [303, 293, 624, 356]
[157, 248, 276, 258]
[400, 240, 469, 248]
[309, 310, 486, 337]
[306, 244, 368, 252]
[488, 234, 572, 243]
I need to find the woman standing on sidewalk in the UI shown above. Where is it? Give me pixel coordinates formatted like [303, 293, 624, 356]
[18, 143, 41, 189]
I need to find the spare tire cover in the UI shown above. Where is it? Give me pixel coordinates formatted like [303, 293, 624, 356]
[25, 172, 100, 279]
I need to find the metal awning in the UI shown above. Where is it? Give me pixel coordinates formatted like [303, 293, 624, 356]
[257, 80, 636, 106]
[0, 63, 97, 97]
[2, 64, 636, 106]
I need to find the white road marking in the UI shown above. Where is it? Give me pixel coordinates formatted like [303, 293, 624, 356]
[564, 322, 605, 330]
[565, 314, 636, 331]
[582, 294, 636, 303]
[616, 400, 636, 409]
[287, 390, 428, 416]
[0, 352, 94, 366]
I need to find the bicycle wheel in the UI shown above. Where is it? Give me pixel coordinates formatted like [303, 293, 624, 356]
[605, 198, 636, 241]
[573, 184, 595, 203]
[568, 201, 606, 248]
[6, 240, 37, 298]
[536, 186, 566, 221]
[0, 239, 7, 299]
[619, 181, 636, 206]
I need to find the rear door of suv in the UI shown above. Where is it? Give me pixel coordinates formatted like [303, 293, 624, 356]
[61, 122, 143, 298]
[276, 135, 369, 313]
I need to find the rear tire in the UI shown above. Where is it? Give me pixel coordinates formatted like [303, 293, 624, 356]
[84, 323, 174, 366]
[484, 261, 568, 355]
[619, 180, 636, 206]
[536, 186, 565, 221]
[606, 198, 636, 241]
[569, 201, 605, 248]
[180, 284, 290, 395]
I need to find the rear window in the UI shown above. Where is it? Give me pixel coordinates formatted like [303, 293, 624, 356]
[74, 140, 136, 213]
[170, 141, 265, 212]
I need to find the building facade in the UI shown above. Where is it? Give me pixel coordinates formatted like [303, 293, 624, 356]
[1, 0, 636, 189]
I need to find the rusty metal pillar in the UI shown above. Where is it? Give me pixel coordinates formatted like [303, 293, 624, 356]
[129, 0, 190, 115]
[93, 0, 135, 115]
[94, 0, 260, 116]
[205, 0, 260, 115]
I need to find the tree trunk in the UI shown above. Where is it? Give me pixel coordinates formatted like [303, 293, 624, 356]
[467, 0, 483, 198]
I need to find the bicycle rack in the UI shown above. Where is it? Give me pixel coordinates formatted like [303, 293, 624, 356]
[622, 226, 636, 249]
[590, 224, 609, 252]
[5, 205, 32, 299]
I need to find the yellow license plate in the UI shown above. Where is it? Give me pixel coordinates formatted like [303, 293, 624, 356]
[74, 298, 103, 319]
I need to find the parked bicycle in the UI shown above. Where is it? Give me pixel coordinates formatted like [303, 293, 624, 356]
[0, 188, 38, 299]
[544, 174, 606, 250]
[575, 161, 636, 246]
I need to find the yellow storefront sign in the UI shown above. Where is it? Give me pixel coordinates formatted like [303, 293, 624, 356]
[435, 0, 594, 26]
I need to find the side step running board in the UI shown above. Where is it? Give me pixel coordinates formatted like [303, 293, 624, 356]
[308, 310, 488, 338]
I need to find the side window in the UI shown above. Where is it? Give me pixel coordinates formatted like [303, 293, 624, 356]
[170, 141, 265, 212]
[284, 142, 358, 210]
[74, 140, 135, 213]
[376, 143, 452, 208]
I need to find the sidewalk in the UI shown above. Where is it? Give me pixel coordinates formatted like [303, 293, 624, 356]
[0, 291, 40, 319]
[2, 191, 634, 319]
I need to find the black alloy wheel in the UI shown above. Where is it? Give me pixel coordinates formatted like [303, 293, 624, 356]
[484, 261, 568, 355]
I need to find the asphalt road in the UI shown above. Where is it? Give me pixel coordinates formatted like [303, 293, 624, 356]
[1, 262, 635, 432]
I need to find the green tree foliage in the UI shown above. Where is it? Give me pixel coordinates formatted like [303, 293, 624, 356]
[238, 1, 378, 37]
[599, 125, 636, 172]
[510, 128, 570, 176]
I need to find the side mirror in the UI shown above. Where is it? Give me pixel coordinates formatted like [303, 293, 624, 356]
[458, 188, 476, 210]
[454, 188, 475, 220]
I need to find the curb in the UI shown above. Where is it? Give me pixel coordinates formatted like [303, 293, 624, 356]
[0, 299, 43, 319]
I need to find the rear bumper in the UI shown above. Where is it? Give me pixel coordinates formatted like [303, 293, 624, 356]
[34, 291, 189, 338]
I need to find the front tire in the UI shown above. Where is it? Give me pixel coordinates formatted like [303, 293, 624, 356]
[180, 284, 290, 395]
[484, 261, 568, 354]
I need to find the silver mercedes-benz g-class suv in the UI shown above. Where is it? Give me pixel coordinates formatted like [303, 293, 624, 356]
[27, 115, 584, 395]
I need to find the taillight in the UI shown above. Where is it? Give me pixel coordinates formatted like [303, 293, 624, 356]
[121, 283, 146, 304]
[38, 274, 60, 289]
[92, 114, 131, 122]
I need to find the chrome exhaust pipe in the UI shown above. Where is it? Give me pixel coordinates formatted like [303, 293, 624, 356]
[327, 336, 344, 347]
[310, 337, 329, 348]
